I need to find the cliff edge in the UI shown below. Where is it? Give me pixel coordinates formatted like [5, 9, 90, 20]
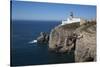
[49, 21, 96, 62]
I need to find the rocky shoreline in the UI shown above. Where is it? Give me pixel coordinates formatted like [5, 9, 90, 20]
[37, 32, 49, 44]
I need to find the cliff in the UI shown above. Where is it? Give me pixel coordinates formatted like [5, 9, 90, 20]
[49, 21, 96, 62]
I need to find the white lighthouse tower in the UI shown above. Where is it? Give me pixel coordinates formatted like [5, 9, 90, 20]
[61, 12, 81, 25]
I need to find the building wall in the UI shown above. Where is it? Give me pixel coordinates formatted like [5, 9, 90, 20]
[61, 18, 81, 25]
[80, 19, 86, 25]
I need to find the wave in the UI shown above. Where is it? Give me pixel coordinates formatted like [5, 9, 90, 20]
[28, 40, 37, 44]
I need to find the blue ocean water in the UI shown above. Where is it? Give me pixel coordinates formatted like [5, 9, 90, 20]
[11, 20, 74, 66]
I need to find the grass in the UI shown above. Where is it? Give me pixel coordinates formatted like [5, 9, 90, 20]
[80, 21, 96, 34]
[61, 22, 80, 29]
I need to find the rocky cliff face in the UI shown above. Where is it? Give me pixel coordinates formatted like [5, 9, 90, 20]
[49, 21, 96, 62]
[37, 32, 49, 44]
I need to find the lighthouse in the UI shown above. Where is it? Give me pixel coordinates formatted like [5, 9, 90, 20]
[61, 12, 81, 25]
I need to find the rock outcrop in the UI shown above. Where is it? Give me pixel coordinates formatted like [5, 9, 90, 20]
[37, 32, 49, 44]
[49, 21, 96, 62]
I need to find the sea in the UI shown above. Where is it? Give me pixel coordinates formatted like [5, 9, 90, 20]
[11, 20, 74, 66]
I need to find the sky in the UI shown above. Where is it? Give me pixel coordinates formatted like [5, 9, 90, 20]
[11, 1, 96, 21]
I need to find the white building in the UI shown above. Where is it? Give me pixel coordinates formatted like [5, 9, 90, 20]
[61, 12, 81, 25]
